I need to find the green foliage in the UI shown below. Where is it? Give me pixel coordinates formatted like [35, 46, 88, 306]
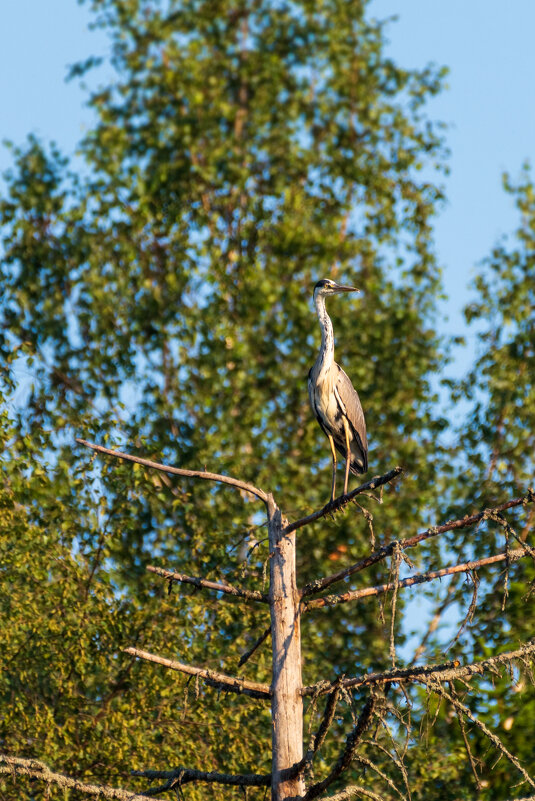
[4, 0, 532, 799]
[436, 166, 535, 797]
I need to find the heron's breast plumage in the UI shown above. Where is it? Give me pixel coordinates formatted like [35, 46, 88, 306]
[308, 370, 341, 432]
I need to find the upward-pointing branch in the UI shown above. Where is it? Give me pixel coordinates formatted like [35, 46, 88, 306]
[301, 489, 535, 598]
[76, 439, 267, 503]
[284, 467, 403, 536]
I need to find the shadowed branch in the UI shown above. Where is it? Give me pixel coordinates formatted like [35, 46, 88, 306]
[238, 625, 272, 667]
[131, 766, 270, 791]
[304, 696, 377, 800]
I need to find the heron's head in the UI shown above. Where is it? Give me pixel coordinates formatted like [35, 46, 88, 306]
[313, 278, 360, 298]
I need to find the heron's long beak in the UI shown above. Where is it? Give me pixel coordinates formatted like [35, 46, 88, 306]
[334, 284, 360, 293]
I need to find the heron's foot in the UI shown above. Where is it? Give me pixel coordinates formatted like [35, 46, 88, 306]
[326, 492, 349, 515]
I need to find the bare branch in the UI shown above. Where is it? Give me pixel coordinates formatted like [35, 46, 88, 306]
[303, 682, 343, 778]
[147, 565, 269, 603]
[448, 681, 482, 790]
[125, 647, 270, 699]
[303, 549, 527, 612]
[284, 467, 403, 536]
[76, 439, 268, 503]
[238, 625, 272, 667]
[304, 695, 376, 800]
[301, 490, 535, 599]
[302, 639, 535, 697]
[430, 681, 535, 790]
[132, 766, 270, 789]
[0, 754, 153, 800]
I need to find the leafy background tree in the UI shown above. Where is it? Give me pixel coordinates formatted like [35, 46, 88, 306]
[0, 0, 533, 798]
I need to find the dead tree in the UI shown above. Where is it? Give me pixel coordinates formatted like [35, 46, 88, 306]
[2, 439, 535, 801]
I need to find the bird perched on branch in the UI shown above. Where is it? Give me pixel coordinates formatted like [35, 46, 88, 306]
[308, 278, 368, 502]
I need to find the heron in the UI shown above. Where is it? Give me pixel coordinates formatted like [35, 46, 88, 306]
[308, 278, 368, 502]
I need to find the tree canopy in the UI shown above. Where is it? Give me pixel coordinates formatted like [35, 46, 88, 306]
[0, 1, 534, 799]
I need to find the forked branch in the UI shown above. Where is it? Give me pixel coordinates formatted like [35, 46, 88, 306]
[76, 439, 267, 503]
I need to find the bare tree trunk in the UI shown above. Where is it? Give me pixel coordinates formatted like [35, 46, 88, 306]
[268, 494, 304, 801]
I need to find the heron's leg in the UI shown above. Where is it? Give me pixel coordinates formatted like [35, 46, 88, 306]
[342, 417, 351, 496]
[327, 433, 337, 502]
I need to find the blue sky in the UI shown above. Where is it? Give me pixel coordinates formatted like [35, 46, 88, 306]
[1, 1, 535, 368]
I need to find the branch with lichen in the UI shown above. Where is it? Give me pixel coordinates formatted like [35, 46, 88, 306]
[302, 638, 535, 697]
[301, 489, 535, 599]
[284, 467, 403, 536]
[0, 755, 153, 800]
[303, 548, 527, 612]
[146, 565, 269, 603]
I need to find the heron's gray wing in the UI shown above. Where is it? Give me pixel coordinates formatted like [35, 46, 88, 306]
[334, 365, 368, 472]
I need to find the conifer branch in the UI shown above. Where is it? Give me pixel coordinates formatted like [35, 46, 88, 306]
[124, 647, 270, 699]
[76, 439, 268, 503]
[147, 565, 268, 603]
[303, 549, 526, 612]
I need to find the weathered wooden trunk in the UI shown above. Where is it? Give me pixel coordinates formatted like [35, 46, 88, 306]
[268, 494, 304, 801]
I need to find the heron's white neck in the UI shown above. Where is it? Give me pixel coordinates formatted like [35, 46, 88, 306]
[314, 293, 335, 381]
